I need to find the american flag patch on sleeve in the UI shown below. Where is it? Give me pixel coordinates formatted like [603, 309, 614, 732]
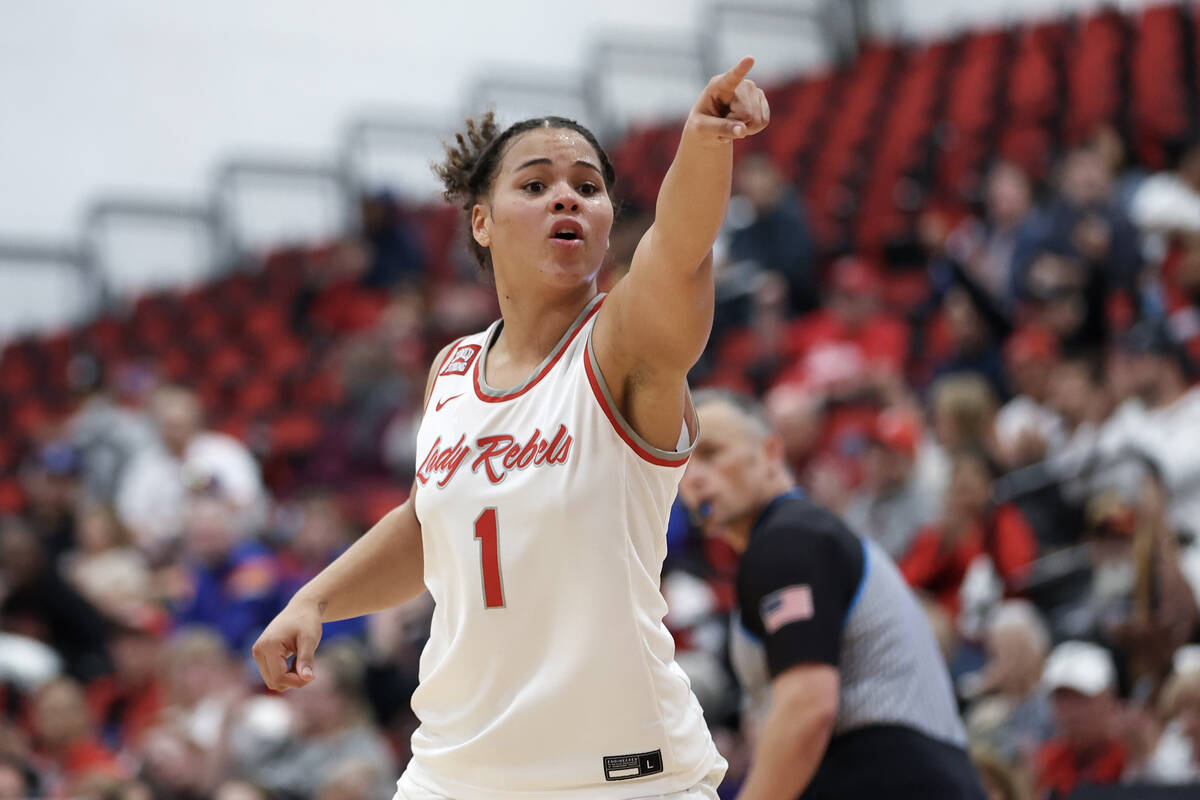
[760, 584, 814, 634]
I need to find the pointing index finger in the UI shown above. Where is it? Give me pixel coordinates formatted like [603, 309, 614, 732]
[713, 56, 755, 99]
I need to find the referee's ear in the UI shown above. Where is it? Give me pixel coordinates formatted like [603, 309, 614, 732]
[762, 432, 788, 470]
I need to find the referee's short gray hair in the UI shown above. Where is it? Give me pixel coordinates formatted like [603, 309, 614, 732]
[691, 388, 772, 439]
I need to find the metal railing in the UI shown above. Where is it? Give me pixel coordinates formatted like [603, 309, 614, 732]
[0, 0, 857, 343]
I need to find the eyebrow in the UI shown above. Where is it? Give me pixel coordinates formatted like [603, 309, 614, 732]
[515, 157, 602, 175]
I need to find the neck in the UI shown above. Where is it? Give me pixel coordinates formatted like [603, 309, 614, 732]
[490, 276, 597, 364]
[728, 473, 796, 553]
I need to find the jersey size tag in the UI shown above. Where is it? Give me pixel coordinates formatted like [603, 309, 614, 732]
[603, 749, 663, 781]
[439, 344, 481, 376]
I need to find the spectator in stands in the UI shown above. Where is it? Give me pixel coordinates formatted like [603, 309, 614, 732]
[900, 448, 1038, 619]
[1138, 661, 1200, 783]
[931, 281, 1010, 401]
[844, 408, 938, 560]
[150, 626, 247, 793]
[245, 644, 395, 800]
[1165, 233, 1200, 370]
[1046, 353, 1110, 496]
[357, 191, 426, 289]
[1034, 641, 1127, 800]
[1087, 124, 1147, 216]
[964, 601, 1056, 765]
[1016, 147, 1142, 303]
[116, 385, 265, 556]
[62, 500, 150, 620]
[1074, 467, 1198, 692]
[932, 372, 1000, 455]
[0, 516, 112, 682]
[1098, 321, 1200, 540]
[972, 749, 1033, 800]
[994, 326, 1064, 470]
[702, 270, 795, 397]
[86, 608, 168, 753]
[63, 353, 157, 504]
[727, 151, 818, 316]
[19, 441, 83, 561]
[773, 257, 910, 461]
[0, 755, 38, 800]
[30, 676, 126, 795]
[783, 256, 908, 384]
[316, 763, 379, 800]
[214, 779, 276, 800]
[761, 382, 823, 475]
[1131, 136, 1200, 237]
[944, 160, 1036, 307]
[170, 490, 283, 654]
[278, 491, 366, 642]
[135, 725, 208, 800]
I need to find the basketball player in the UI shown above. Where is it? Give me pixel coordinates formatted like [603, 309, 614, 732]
[252, 58, 769, 799]
[679, 390, 987, 800]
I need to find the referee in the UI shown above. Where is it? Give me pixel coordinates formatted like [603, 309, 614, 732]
[681, 390, 986, 800]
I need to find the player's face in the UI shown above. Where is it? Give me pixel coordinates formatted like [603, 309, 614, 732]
[474, 128, 614, 289]
[682, 403, 775, 538]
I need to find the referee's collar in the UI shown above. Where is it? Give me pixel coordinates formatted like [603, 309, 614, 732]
[750, 488, 806, 541]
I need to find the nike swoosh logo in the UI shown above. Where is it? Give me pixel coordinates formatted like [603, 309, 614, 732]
[435, 393, 463, 411]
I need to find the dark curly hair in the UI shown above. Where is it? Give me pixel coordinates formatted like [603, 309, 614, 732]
[433, 112, 616, 272]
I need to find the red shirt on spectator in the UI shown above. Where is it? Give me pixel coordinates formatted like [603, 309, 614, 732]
[781, 309, 909, 378]
[1035, 738, 1127, 799]
[85, 675, 165, 750]
[900, 504, 1037, 616]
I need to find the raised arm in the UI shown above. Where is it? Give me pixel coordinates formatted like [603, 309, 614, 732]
[251, 343, 453, 691]
[592, 57, 768, 448]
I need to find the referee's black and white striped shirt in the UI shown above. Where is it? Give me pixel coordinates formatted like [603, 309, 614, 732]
[730, 491, 986, 800]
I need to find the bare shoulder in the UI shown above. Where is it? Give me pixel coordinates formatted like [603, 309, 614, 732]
[423, 342, 459, 408]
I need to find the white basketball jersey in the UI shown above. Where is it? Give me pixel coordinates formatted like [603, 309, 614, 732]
[402, 294, 724, 799]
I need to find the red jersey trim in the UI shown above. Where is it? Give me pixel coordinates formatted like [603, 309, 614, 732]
[584, 332, 694, 468]
[472, 295, 604, 403]
[423, 337, 467, 414]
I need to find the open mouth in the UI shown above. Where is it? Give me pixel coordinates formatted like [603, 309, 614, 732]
[550, 220, 584, 242]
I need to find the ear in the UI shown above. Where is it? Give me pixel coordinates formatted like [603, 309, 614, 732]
[764, 433, 785, 465]
[471, 202, 491, 248]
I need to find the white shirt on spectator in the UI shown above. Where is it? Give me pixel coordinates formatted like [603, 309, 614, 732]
[1097, 389, 1200, 607]
[1099, 389, 1200, 536]
[116, 431, 265, 550]
[1131, 173, 1200, 234]
[1137, 719, 1200, 784]
[995, 396, 1065, 458]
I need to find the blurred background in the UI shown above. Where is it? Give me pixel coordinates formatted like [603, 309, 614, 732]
[3, 0, 1200, 798]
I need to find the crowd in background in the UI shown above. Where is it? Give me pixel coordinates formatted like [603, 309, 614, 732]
[5, 55, 1200, 800]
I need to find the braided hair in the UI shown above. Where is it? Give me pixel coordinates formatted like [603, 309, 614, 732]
[434, 112, 616, 272]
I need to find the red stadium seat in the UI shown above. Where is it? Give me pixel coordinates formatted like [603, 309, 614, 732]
[233, 376, 281, 416]
[270, 412, 322, 455]
[1065, 9, 1126, 143]
[1007, 22, 1065, 125]
[292, 368, 344, 410]
[1130, 5, 1189, 168]
[0, 351, 36, 396]
[204, 344, 249, 384]
[157, 346, 194, 382]
[0, 477, 25, 514]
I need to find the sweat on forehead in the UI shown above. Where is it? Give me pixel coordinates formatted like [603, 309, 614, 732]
[498, 128, 604, 175]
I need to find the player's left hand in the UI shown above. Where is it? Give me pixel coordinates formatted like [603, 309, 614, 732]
[686, 56, 770, 146]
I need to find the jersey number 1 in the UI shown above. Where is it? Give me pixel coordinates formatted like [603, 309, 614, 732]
[474, 508, 505, 608]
